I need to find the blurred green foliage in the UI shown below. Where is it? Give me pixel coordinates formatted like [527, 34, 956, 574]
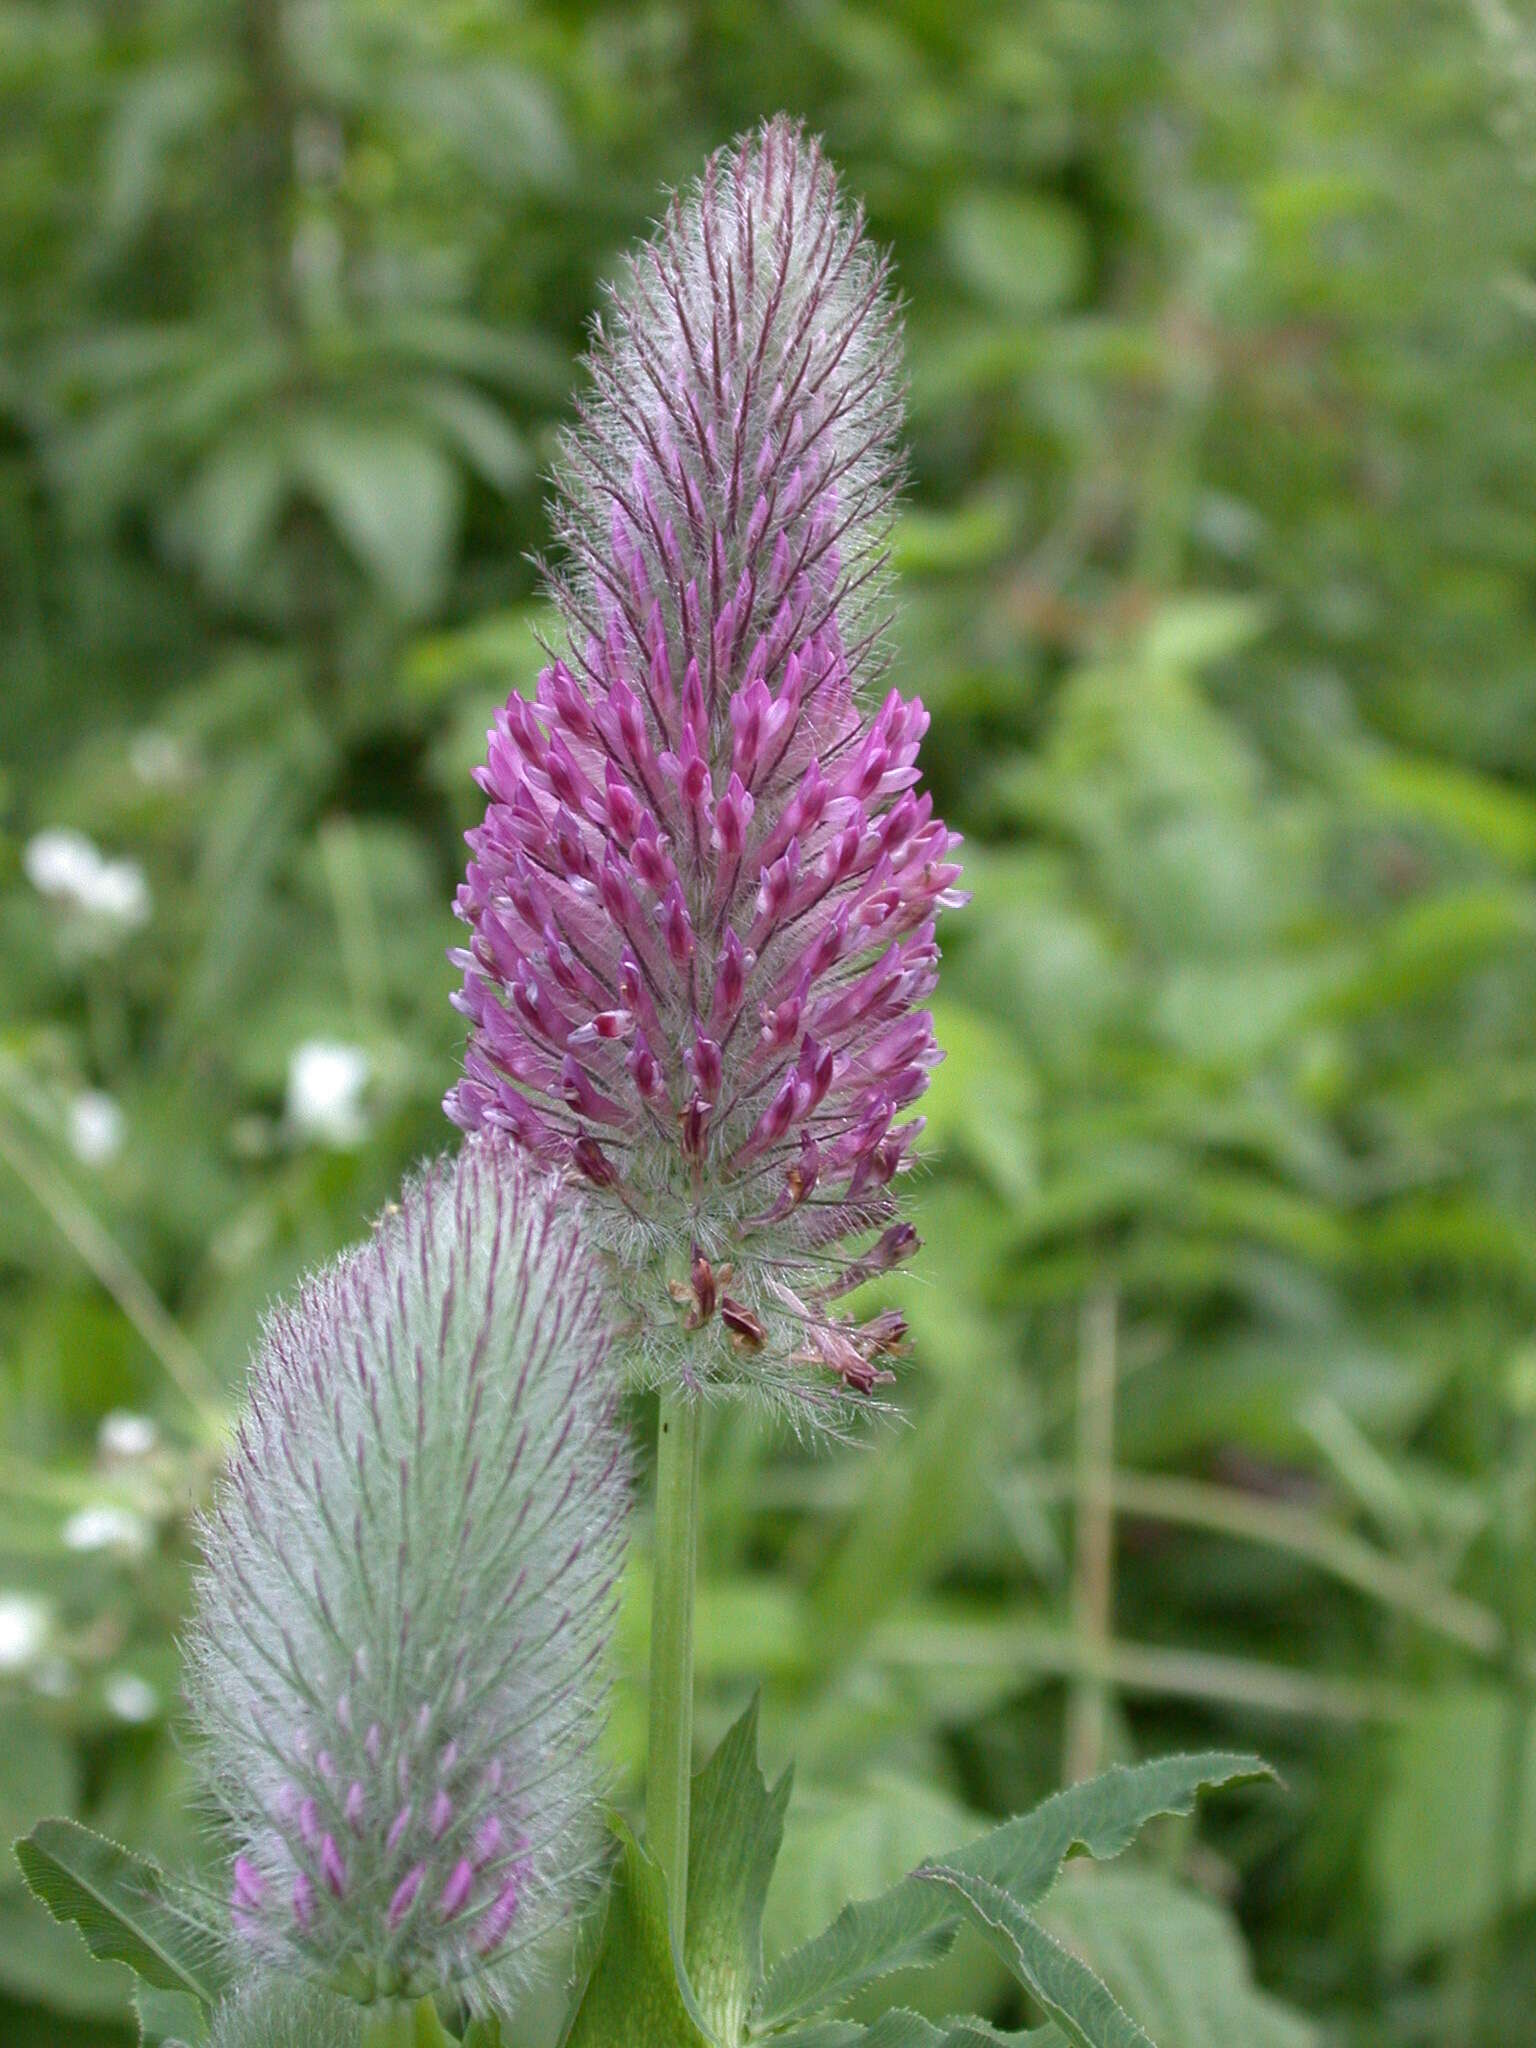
[4, 2, 1536, 2044]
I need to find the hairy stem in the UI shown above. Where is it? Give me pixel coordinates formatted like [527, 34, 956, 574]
[647, 1385, 703, 1943]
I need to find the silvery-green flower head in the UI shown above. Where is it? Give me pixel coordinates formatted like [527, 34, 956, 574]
[447, 117, 964, 1429]
[186, 1137, 630, 2014]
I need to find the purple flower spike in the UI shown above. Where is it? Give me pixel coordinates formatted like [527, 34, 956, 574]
[186, 1138, 631, 2015]
[447, 117, 964, 1424]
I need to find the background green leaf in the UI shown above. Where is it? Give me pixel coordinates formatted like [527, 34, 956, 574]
[1368, 1687, 1536, 1958]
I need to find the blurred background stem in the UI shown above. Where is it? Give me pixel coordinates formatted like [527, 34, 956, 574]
[0, 1110, 224, 1441]
[242, 0, 342, 701]
[1065, 1284, 1118, 1784]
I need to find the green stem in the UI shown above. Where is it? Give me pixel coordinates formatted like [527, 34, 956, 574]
[358, 1998, 452, 2048]
[359, 2002, 416, 2048]
[647, 1385, 703, 1944]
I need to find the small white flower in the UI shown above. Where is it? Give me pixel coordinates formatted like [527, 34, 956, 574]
[69, 1091, 125, 1167]
[104, 1672, 159, 1723]
[62, 1503, 152, 1558]
[99, 1410, 158, 1460]
[24, 827, 151, 934]
[0, 1592, 50, 1674]
[24, 828, 102, 901]
[285, 1039, 371, 1149]
[89, 857, 151, 927]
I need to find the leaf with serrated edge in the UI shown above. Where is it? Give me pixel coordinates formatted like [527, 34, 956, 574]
[687, 1693, 792, 2042]
[768, 2027, 866, 2047]
[937, 2026, 1062, 2047]
[943, 1755, 1268, 1901]
[774, 2018, 1061, 2047]
[14, 1818, 227, 2004]
[915, 1872, 1152, 2048]
[563, 1818, 712, 2048]
[754, 1755, 1265, 2030]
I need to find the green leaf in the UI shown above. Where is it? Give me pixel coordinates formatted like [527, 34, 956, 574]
[100, 61, 225, 244]
[1369, 1684, 1536, 1955]
[412, 2000, 459, 2047]
[0, 1712, 79, 1862]
[942, 1757, 1270, 1903]
[387, 64, 570, 193]
[754, 1757, 1266, 2030]
[13, 1818, 226, 2005]
[557, 1884, 619, 2046]
[462, 2022, 507, 2048]
[893, 499, 1016, 577]
[920, 1002, 1039, 1207]
[293, 415, 461, 616]
[772, 2027, 870, 2048]
[764, 1773, 981, 1971]
[563, 1818, 712, 2048]
[0, 1890, 136, 2018]
[413, 379, 531, 494]
[758, 1859, 958, 2030]
[1323, 885, 1533, 1019]
[174, 433, 288, 597]
[915, 1870, 1151, 2048]
[686, 1694, 792, 2043]
[1348, 744, 1536, 869]
[135, 1982, 208, 2046]
[1140, 598, 1270, 675]
[777, 2017, 1059, 2047]
[371, 310, 569, 401]
[1041, 1872, 1315, 2047]
[944, 193, 1087, 315]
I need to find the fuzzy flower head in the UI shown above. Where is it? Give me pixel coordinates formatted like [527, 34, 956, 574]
[186, 1138, 629, 2014]
[447, 118, 963, 1424]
